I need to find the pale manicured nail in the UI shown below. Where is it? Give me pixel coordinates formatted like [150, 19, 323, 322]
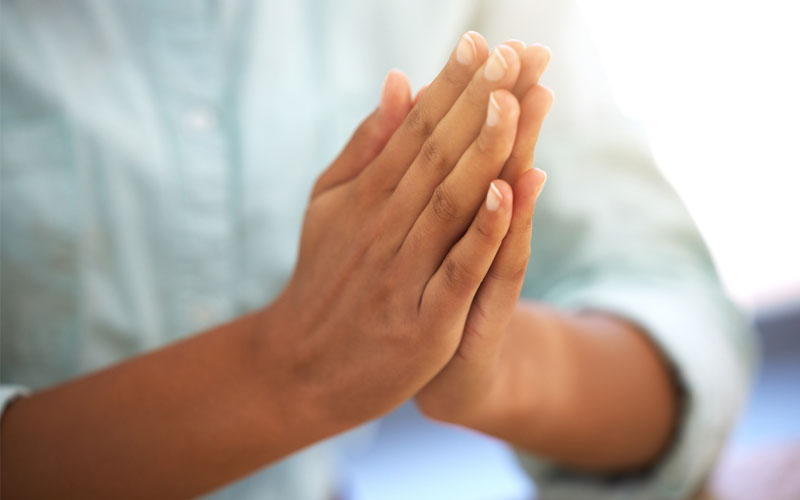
[484, 47, 509, 81]
[486, 92, 501, 126]
[486, 182, 503, 211]
[456, 33, 477, 65]
[533, 168, 547, 199]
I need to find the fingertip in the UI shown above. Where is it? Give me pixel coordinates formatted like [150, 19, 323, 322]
[380, 69, 413, 116]
[540, 85, 555, 105]
[386, 67, 407, 79]
[527, 43, 553, 64]
[502, 170, 540, 233]
[482, 90, 520, 155]
[496, 43, 521, 73]
[533, 167, 547, 199]
[489, 89, 521, 123]
[466, 31, 489, 59]
[521, 84, 555, 116]
[514, 45, 552, 96]
[538, 84, 555, 107]
[511, 169, 546, 223]
[531, 167, 547, 191]
[486, 179, 513, 213]
[518, 45, 551, 84]
[494, 178, 514, 202]
[516, 167, 547, 197]
[527, 166, 547, 189]
[528, 43, 552, 66]
[503, 39, 526, 55]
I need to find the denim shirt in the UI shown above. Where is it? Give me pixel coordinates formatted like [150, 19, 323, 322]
[1, 1, 756, 498]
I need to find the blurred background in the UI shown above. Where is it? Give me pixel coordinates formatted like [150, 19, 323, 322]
[581, 0, 800, 311]
[340, 1, 800, 498]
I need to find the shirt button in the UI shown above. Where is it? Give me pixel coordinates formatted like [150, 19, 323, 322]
[183, 104, 218, 132]
[189, 302, 215, 326]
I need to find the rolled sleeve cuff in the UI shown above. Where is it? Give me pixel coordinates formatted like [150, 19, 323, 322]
[0, 384, 28, 416]
[516, 278, 757, 500]
[1, 384, 30, 448]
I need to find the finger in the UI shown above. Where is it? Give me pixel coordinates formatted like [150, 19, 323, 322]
[421, 180, 513, 319]
[503, 39, 526, 56]
[411, 171, 545, 427]
[311, 69, 412, 198]
[458, 167, 547, 361]
[512, 44, 551, 98]
[386, 44, 521, 239]
[398, 89, 519, 280]
[500, 84, 554, 184]
[360, 32, 489, 192]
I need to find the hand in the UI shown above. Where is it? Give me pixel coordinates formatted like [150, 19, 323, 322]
[259, 32, 526, 433]
[416, 42, 554, 427]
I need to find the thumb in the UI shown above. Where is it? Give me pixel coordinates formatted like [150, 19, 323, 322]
[312, 69, 412, 198]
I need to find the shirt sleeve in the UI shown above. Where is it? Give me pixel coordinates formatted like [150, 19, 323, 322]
[0, 384, 29, 448]
[474, 0, 758, 498]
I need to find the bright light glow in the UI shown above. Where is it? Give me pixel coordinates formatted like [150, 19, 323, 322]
[580, 0, 800, 309]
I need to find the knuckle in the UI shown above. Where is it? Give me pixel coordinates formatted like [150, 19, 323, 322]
[419, 134, 450, 173]
[355, 167, 395, 204]
[406, 105, 436, 139]
[353, 128, 382, 158]
[474, 213, 498, 242]
[349, 177, 378, 212]
[475, 133, 492, 155]
[431, 183, 460, 223]
[443, 255, 476, 290]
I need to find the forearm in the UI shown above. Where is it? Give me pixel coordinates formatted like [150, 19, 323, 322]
[0, 307, 330, 500]
[474, 300, 678, 472]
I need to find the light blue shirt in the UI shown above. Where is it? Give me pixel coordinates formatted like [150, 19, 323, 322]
[1, 1, 756, 498]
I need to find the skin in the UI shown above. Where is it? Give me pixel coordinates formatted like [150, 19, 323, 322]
[0, 32, 677, 499]
[415, 40, 678, 473]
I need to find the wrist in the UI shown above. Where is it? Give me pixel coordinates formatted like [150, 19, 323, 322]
[248, 293, 354, 450]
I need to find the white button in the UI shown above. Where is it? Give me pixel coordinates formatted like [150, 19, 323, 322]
[189, 302, 215, 325]
[183, 105, 217, 132]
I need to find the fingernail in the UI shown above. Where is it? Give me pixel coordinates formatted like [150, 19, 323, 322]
[484, 47, 509, 81]
[486, 92, 501, 127]
[456, 33, 477, 65]
[486, 181, 503, 211]
[533, 168, 547, 199]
